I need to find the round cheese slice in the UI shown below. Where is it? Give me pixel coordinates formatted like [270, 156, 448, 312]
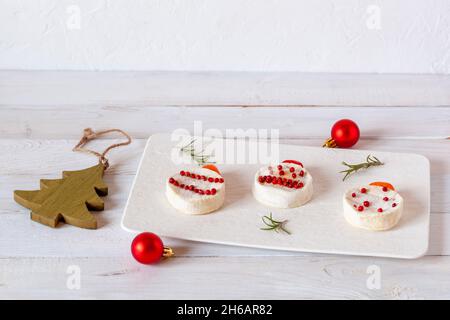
[343, 185, 403, 231]
[252, 162, 313, 208]
[166, 167, 225, 215]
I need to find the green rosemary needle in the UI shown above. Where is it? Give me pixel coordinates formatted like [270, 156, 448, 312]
[180, 139, 215, 166]
[260, 212, 290, 235]
[340, 154, 384, 181]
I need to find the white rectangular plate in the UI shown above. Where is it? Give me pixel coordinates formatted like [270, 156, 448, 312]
[122, 134, 430, 259]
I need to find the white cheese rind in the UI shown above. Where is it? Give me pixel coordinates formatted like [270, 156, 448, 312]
[252, 163, 313, 208]
[166, 168, 225, 215]
[343, 185, 403, 231]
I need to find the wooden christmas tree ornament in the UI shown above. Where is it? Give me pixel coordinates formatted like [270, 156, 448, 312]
[14, 128, 131, 229]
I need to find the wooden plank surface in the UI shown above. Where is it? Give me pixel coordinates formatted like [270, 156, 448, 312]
[0, 71, 449, 299]
[0, 106, 449, 139]
[1, 71, 449, 107]
[2, 256, 450, 299]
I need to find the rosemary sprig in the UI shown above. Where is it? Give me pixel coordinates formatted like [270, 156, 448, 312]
[260, 212, 290, 235]
[180, 139, 215, 166]
[340, 154, 384, 181]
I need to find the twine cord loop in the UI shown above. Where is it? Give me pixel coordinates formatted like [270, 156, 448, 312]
[72, 128, 132, 169]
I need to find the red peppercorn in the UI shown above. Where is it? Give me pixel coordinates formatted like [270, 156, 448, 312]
[361, 188, 367, 194]
[211, 188, 217, 195]
[382, 186, 388, 192]
[383, 197, 389, 201]
[351, 193, 356, 198]
[180, 171, 186, 176]
[277, 165, 283, 170]
[289, 167, 295, 172]
[363, 201, 370, 207]
[357, 206, 364, 212]
[299, 170, 304, 177]
[292, 173, 297, 179]
[377, 208, 383, 212]
[392, 203, 397, 207]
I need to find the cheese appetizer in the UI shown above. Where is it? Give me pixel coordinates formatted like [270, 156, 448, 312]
[343, 182, 403, 231]
[253, 160, 313, 208]
[166, 165, 225, 215]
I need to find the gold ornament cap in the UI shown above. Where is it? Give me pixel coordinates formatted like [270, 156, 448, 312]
[323, 138, 337, 148]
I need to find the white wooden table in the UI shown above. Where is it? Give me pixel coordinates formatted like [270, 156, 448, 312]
[0, 71, 449, 299]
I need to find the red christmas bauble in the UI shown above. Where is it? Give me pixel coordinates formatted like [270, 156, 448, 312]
[330, 119, 360, 148]
[131, 232, 165, 264]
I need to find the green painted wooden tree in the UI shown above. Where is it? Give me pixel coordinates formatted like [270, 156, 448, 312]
[14, 163, 108, 229]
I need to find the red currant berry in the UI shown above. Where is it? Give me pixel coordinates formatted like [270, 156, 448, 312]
[363, 201, 370, 207]
[180, 171, 185, 176]
[351, 193, 356, 198]
[299, 170, 304, 177]
[289, 167, 295, 172]
[211, 188, 217, 195]
[383, 197, 389, 201]
[361, 188, 367, 193]
[357, 206, 364, 212]
[377, 208, 383, 212]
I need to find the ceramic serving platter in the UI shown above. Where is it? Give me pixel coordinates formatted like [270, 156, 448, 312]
[122, 134, 430, 259]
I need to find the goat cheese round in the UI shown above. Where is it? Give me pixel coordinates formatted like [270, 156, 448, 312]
[166, 168, 225, 215]
[343, 184, 403, 231]
[252, 161, 313, 208]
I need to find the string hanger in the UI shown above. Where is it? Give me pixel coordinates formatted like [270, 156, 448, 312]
[73, 128, 132, 169]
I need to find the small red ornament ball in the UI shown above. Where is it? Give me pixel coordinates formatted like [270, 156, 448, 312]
[131, 232, 164, 264]
[331, 119, 360, 148]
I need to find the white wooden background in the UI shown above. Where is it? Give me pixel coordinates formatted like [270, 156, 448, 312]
[0, 71, 449, 299]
